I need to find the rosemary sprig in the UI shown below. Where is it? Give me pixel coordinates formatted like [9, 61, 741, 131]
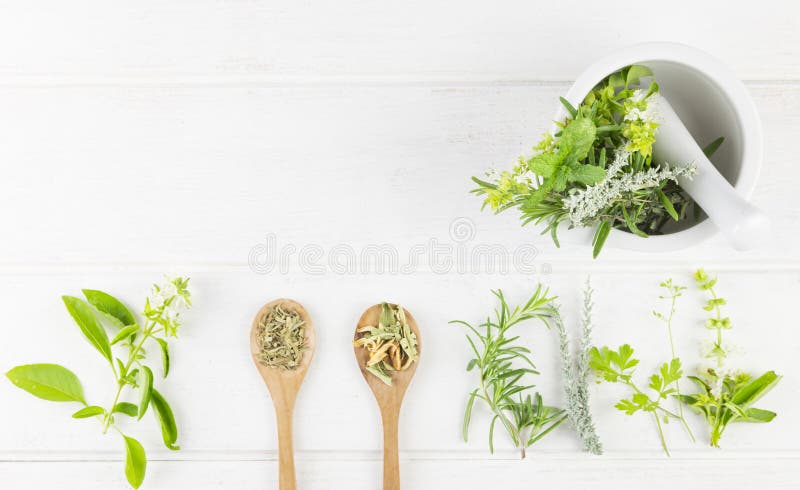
[452, 287, 566, 458]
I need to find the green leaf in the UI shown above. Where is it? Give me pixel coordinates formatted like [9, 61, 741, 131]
[625, 65, 653, 87]
[151, 389, 180, 450]
[462, 389, 478, 442]
[552, 167, 569, 192]
[111, 324, 140, 345]
[156, 338, 170, 378]
[702, 137, 725, 158]
[114, 402, 139, 417]
[731, 371, 781, 407]
[82, 289, 136, 327]
[123, 435, 147, 489]
[592, 221, 611, 259]
[138, 366, 154, 420]
[567, 164, 606, 185]
[6, 364, 86, 403]
[560, 118, 597, 163]
[559, 96, 578, 118]
[743, 407, 777, 423]
[656, 188, 679, 221]
[632, 393, 653, 411]
[488, 415, 499, 454]
[608, 72, 625, 89]
[615, 398, 641, 415]
[621, 206, 648, 238]
[527, 152, 561, 178]
[62, 296, 112, 363]
[644, 81, 659, 99]
[660, 358, 683, 385]
[616, 344, 639, 371]
[72, 405, 105, 418]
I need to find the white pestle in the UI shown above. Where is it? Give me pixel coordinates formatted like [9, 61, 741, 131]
[652, 95, 770, 250]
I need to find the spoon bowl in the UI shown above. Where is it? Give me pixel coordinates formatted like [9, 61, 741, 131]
[353, 303, 421, 490]
[250, 298, 315, 490]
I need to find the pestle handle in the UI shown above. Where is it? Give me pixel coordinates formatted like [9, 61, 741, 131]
[653, 97, 770, 250]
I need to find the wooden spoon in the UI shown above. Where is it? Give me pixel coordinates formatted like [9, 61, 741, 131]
[353, 304, 421, 490]
[250, 298, 315, 490]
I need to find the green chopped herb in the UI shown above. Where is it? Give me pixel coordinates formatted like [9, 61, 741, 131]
[256, 305, 308, 370]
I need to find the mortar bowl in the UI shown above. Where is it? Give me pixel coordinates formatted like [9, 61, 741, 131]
[553, 42, 763, 252]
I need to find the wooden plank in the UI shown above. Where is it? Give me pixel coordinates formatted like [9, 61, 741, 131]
[0, 1, 798, 82]
[2, 457, 799, 489]
[0, 84, 797, 265]
[0, 269, 795, 455]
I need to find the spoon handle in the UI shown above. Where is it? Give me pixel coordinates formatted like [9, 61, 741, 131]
[381, 408, 401, 490]
[275, 407, 297, 490]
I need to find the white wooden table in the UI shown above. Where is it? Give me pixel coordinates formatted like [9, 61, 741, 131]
[1, 1, 799, 488]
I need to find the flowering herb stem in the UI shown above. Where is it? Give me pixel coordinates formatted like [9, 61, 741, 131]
[652, 279, 695, 442]
[5, 276, 192, 488]
[680, 269, 781, 447]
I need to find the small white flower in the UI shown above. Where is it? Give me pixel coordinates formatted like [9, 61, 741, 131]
[722, 341, 743, 357]
[700, 339, 716, 358]
[160, 282, 178, 299]
[170, 294, 188, 312]
[624, 91, 663, 124]
[710, 378, 724, 398]
[148, 290, 165, 308]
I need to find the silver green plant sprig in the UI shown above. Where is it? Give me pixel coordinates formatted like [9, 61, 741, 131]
[6, 276, 192, 489]
[550, 280, 603, 454]
[679, 269, 781, 448]
[452, 287, 567, 458]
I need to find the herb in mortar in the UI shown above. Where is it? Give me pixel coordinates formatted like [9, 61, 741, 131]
[679, 269, 781, 447]
[6, 276, 191, 489]
[472, 65, 724, 258]
[353, 302, 418, 386]
[256, 304, 308, 370]
[452, 287, 566, 458]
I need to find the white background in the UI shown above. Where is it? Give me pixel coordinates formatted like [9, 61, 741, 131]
[1, 1, 799, 488]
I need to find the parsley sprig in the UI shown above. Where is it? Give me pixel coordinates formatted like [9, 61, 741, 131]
[589, 344, 688, 456]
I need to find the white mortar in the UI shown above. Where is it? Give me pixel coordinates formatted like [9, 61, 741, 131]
[553, 42, 763, 252]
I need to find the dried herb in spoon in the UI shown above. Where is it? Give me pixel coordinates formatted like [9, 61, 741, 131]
[353, 302, 419, 385]
[256, 305, 307, 370]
